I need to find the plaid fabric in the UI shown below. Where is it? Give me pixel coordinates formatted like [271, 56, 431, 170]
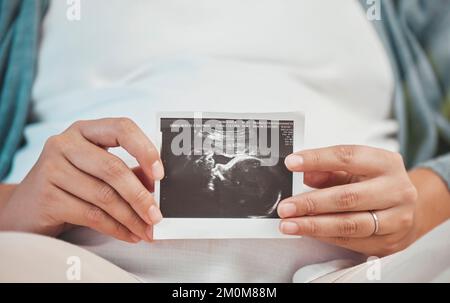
[0, 0, 48, 179]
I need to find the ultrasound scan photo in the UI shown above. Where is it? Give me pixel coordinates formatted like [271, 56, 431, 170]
[159, 116, 294, 219]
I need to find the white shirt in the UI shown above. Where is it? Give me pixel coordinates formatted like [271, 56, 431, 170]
[6, 0, 395, 282]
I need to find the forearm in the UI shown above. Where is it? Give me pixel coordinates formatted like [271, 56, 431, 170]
[409, 168, 450, 239]
[0, 184, 18, 230]
[0, 184, 17, 209]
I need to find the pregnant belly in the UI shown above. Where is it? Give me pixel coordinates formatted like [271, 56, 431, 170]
[59, 226, 364, 282]
[7, 58, 398, 183]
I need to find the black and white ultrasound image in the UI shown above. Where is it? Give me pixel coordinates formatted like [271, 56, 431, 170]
[159, 117, 293, 218]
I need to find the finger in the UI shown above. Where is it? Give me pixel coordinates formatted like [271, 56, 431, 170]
[367, 206, 414, 236]
[304, 171, 361, 189]
[285, 145, 400, 176]
[279, 208, 411, 238]
[132, 166, 154, 192]
[51, 160, 153, 242]
[279, 212, 377, 238]
[278, 178, 396, 217]
[70, 118, 164, 181]
[50, 185, 140, 243]
[63, 138, 163, 226]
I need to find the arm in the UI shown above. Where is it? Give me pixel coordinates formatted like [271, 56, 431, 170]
[410, 168, 450, 239]
[0, 118, 164, 242]
[0, 184, 16, 211]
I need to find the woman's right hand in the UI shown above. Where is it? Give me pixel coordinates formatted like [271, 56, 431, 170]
[0, 118, 165, 243]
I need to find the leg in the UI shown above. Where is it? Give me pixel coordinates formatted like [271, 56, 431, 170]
[0, 232, 139, 282]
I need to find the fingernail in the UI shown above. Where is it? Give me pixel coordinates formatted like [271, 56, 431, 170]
[284, 154, 303, 169]
[145, 225, 153, 241]
[148, 205, 163, 225]
[151, 161, 165, 180]
[280, 221, 299, 234]
[278, 202, 297, 218]
[130, 234, 141, 243]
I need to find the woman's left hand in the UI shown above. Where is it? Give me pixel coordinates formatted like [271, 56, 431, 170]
[278, 145, 419, 257]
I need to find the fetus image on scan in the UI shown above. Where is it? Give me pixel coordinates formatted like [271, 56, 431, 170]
[159, 117, 293, 218]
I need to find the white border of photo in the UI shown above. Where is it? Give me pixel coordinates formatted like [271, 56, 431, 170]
[154, 111, 305, 239]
